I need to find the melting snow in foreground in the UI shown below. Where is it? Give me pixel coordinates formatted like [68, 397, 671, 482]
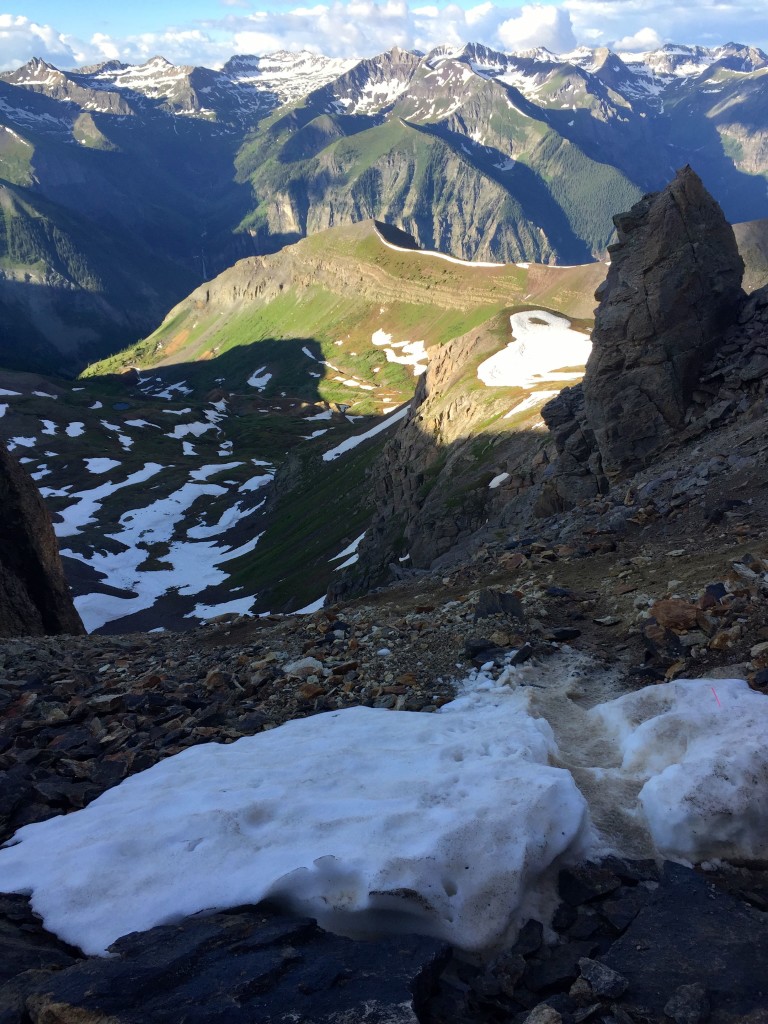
[477, 311, 592, 389]
[0, 681, 589, 956]
[1, 663, 765, 959]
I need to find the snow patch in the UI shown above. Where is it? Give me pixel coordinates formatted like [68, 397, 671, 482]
[322, 406, 409, 461]
[239, 473, 274, 492]
[503, 391, 560, 419]
[477, 312, 591, 389]
[189, 463, 244, 481]
[53, 464, 165, 539]
[83, 458, 121, 475]
[0, 686, 589, 956]
[166, 421, 217, 440]
[185, 596, 256, 621]
[375, 226, 504, 268]
[247, 367, 272, 390]
[372, 331, 428, 375]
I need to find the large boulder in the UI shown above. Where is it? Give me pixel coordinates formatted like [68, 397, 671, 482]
[0, 444, 84, 637]
[583, 165, 744, 478]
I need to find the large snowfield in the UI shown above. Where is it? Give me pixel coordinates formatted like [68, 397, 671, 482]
[1, 658, 765, 958]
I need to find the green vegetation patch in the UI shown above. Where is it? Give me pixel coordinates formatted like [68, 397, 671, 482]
[227, 436, 387, 612]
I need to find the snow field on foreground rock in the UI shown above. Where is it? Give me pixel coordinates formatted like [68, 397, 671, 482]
[592, 678, 768, 863]
[0, 687, 592, 957]
[1, 661, 766, 958]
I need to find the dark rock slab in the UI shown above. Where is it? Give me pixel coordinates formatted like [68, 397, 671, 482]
[0, 894, 82, 1024]
[0, 894, 81, 985]
[0, 445, 84, 638]
[601, 862, 768, 1022]
[10, 903, 448, 1024]
[474, 589, 525, 621]
[558, 865, 622, 906]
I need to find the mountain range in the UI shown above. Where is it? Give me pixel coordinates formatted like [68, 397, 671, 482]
[2, 163, 768, 1024]
[2, 41, 768, 372]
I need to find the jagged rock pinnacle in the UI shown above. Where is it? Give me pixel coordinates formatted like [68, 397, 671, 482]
[583, 165, 745, 478]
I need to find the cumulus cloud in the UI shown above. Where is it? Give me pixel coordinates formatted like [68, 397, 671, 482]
[564, 0, 768, 53]
[87, 29, 232, 68]
[0, 1, 766, 72]
[217, 1, 579, 59]
[611, 26, 663, 52]
[0, 14, 83, 70]
[497, 5, 577, 52]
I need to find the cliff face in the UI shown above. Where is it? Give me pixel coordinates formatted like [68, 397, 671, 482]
[0, 445, 84, 637]
[328, 317, 554, 600]
[583, 165, 745, 479]
[540, 168, 753, 510]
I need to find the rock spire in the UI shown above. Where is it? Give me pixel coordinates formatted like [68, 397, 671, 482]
[583, 165, 744, 478]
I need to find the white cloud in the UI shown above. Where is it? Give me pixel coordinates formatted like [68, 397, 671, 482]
[90, 33, 121, 62]
[0, 14, 82, 70]
[497, 4, 577, 52]
[0, 2, 766, 73]
[98, 29, 229, 68]
[564, 0, 768, 53]
[611, 26, 663, 52]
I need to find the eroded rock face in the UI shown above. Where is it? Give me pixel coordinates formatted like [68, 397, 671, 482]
[0, 445, 84, 637]
[11, 903, 447, 1024]
[584, 165, 744, 478]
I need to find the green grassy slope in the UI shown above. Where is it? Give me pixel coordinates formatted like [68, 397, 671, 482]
[83, 220, 607, 413]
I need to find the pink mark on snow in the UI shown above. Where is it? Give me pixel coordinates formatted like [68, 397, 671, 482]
[711, 686, 722, 707]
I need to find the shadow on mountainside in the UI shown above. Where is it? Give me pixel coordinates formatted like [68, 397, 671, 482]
[52, 337, 408, 625]
[67, 326, 575, 622]
[0, 277, 177, 377]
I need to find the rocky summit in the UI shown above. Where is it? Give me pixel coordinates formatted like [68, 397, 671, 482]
[2, 162, 768, 1024]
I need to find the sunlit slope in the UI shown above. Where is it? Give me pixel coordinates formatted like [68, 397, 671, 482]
[84, 220, 606, 413]
[733, 218, 768, 294]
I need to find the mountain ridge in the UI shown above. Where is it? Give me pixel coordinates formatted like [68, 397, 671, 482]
[3, 40, 768, 373]
[1, 168, 768, 1024]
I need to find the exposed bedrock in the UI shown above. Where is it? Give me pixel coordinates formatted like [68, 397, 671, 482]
[583, 164, 744, 478]
[0, 444, 84, 637]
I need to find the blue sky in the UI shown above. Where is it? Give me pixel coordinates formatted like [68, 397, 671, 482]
[1, 2, 767, 70]
[6, 2, 224, 38]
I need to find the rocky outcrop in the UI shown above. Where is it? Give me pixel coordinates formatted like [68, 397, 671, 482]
[0, 445, 84, 637]
[534, 383, 602, 514]
[328, 319, 552, 599]
[583, 165, 744, 479]
[540, 168, 747, 508]
[2, 902, 447, 1024]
